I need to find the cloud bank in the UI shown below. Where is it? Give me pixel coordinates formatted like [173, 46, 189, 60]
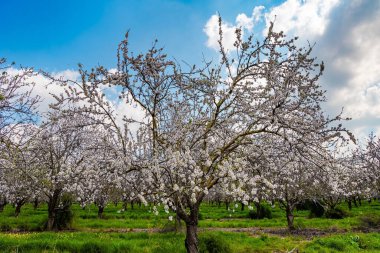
[204, 0, 380, 141]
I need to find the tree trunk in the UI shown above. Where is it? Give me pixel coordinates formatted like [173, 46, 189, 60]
[347, 199, 352, 211]
[123, 201, 128, 211]
[353, 198, 358, 207]
[0, 197, 6, 212]
[255, 202, 262, 219]
[185, 223, 198, 253]
[14, 201, 24, 217]
[286, 205, 295, 230]
[47, 189, 61, 231]
[98, 205, 104, 219]
[33, 198, 39, 210]
[131, 200, 134, 210]
[241, 203, 245, 211]
[176, 201, 201, 253]
[225, 201, 229, 210]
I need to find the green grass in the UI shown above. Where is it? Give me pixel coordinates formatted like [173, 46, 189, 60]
[302, 233, 380, 252]
[1, 200, 380, 252]
[1, 201, 380, 231]
[0, 231, 304, 253]
[1, 231, 380, 252]
[0, 232, 185, 253]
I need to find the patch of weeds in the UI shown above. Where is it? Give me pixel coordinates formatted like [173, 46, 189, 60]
[248, 204, 272, 219]
[0, 223, 11, 231]
[359, 214, 380, 229]
[325, 207, 348, 219]
[199, 233, 232, 253]
[80, 241, 109, 253]
[16, 222, 30, 231]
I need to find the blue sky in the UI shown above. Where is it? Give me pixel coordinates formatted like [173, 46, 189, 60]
[0, 0, 279, 70]
[2, 0, 380, 141]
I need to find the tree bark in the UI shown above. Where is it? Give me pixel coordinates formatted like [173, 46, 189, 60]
[185, 223, 199, 253]
[98, 205, 104, 219]
[286, 205, 295, 230]
[176, 201, 201, 253]
[353, 198, 358, 207]
[0, 197, 6, 212]
[33, 198, 39, 210]
[47, 189, 61, 231]
[255, 202, 261, 219]
[14, 200, 24, 217]
[347, 199, 352, 211]
[241, 203, 245, 211]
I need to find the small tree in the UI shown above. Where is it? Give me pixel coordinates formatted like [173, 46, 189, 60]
[0, 58, 40, 215]
[0, 124, 41, 217]
[30, 113, 103, 230]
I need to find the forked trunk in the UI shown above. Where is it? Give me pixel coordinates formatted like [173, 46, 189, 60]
[185, 223, 198, 253]
[47, 189, 61, 231]
[177, 201, 201, 253]
[14, 198, 26, 217]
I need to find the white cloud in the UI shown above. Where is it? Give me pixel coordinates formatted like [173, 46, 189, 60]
[264, 0, 380, 139]
[264, 0, 341, 40]
[204, 6, 265, 52]
[204, 0, 380, 139]
[313, 1, 380, 139]
[7, 68, 72, 115]
[6, 68, 146, 135]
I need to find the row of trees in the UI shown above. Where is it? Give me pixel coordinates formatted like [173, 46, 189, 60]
[0, 20, 378, 253]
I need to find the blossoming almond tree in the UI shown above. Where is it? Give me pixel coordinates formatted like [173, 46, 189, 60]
[0, 124, 41, 217]
[361, 134, 380, 194]
[49, 19, 350, 252]
[69, 134, 125, 218]
[0, 58, 40, 211]
[29, 113, 106, 230]
[0, 58, 40, 140]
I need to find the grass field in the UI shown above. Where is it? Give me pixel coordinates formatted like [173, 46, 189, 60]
[1, 201, 380, 252]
